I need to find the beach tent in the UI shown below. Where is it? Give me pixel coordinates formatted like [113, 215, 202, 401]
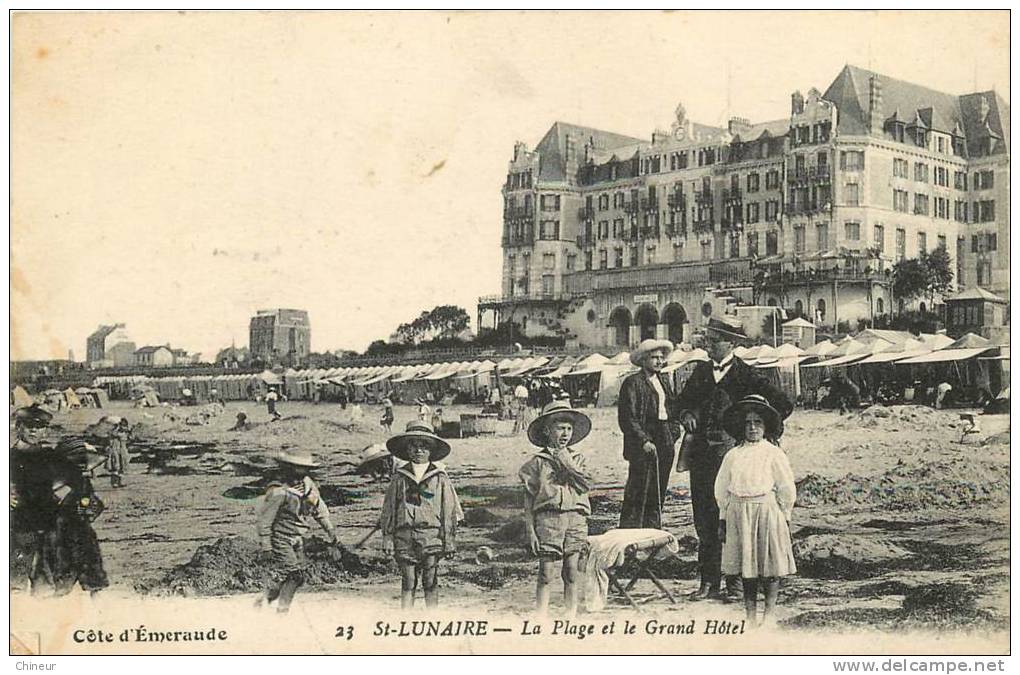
[11, 386, 33, 409]
[803, 340, 837, 357]
[63, 387, 82, 409]
[546, 356, 580, 378]
[662, 348, 709, 373]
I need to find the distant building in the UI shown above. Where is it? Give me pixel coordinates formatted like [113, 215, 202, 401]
[216, 345, 250, 368]
[86, 323, 136, 369]
[171, 348, 198, 366]
[134, 345, 174, 368]
[249, 309, 311, 367]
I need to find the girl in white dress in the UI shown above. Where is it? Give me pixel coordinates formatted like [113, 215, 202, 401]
[714, 394, 797, 627]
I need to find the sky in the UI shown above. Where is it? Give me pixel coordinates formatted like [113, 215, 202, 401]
[10, 10, 1009, 361]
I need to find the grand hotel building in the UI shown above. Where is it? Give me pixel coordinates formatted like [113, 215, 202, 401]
[477, 65, 1009, 349]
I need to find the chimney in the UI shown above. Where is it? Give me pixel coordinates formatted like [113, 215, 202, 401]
[728, 117, 751, 136]
[868, 76, 883, 131]
[791, 90, 805, 116]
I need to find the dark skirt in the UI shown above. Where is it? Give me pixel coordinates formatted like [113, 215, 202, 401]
[45, 510, 109, 593]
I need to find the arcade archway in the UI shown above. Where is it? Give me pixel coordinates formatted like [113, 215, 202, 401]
[662, 303, 687, 344]
[634, 304, 659, 342]
[609, 306, 632, 347]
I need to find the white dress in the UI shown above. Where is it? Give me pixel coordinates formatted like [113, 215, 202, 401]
[714, 439, 797, 578]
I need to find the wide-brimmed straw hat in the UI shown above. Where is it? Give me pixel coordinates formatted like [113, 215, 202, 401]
[274, 449, 321, 469]
[386, 420, 450, 462]
[722, 394, 785, 441]
[629, 339, 674, 366]
[357, 443, 391, 468]
[527, 400, 592, 447]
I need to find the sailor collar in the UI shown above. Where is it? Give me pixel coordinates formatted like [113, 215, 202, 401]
[395, 461, 445, 484]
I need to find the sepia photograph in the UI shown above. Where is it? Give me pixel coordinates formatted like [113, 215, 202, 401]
[8, 9, 1011, 661]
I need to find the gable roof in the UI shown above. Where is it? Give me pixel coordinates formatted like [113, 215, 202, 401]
[948, 286, 1008, 303]
[535, 122, 645, 182]
[824, 65, 963, 136]
[135, 345, 172, 355]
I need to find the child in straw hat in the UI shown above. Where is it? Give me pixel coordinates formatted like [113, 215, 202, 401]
[519, 400, 593, 615]
[256, 450, 344, 613]
[380, 421, 463, 610]
[714, 394, 797, 628]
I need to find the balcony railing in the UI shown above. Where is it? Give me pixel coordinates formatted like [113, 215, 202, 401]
[623, 200, 640, 215]
[694, 189, 713, 204]
[667, 193, 686, 210]
[477, 291, 565, 306]
[562, 258, 754, 296]
[722, 188, 743, 203]
[577, 206, 595, 221]
[504, 206, 534, 221]
[640, 196, 659, 212]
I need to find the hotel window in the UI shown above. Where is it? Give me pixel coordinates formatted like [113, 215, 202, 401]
[817, 151, 828, 169]
[765, 200, 779, 222]
[612, 219, 623, 238]
[845, 183, 860, 206]
[746, 202, 760, 224]
[914, 162, 929, 182]
[614, 192, 625, 208]
[895, 228, 906, 261]
[913, 194, 929, 216]
[614, 247, 624, 268]
[765, 231, 779, 256]
[954, 171, 968, 190]
[954, 200, 969, 223]
[977, 200, 995, 222]
[646, 245, 656, 265]
[937, 234, 946, 250]
[937, 136, 946, 154]
[765, 169, 780, 190]
[540, 220, 560, 240]
[917, 232, 927, 255]
[700, 241, 711, 260]
[816, 223, 829, 251]
[630, 246, 639, 266]
[747, 233, 759, 257]
[975, 170, 995, 190]
[934, 166, 949, 187]
[543, 253, 556, 271]
[795, 154, 806, 175]
[598, 194, 610, 211]
[598, 249, 608, 270]
[794, 225, 806, 253]
[935, 196, 949, 220]
[873, 224, 885, 252]
[542, 275, 554, 295]
[840, 150, 864, 170]
[893, 158, 908, 178]
[673, 243, 683, 262]
[746, 173, 760, 193]
[565, 254, 576, 272]
[524, 194, 533, 211]
[977, 261, 992, 286]
[540, 194, 561, 211]
[844, 221, 860, 241]
[584, 251, 592, 271]
[893, 189, 909, 212]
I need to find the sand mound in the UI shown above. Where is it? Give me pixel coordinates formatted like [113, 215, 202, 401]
[136, 536, 392, 596]
[797, 458, 1009, 510]
[843, 405, 964, 431]
[794, 534, 913, 579]
[448, 564, 532, 589]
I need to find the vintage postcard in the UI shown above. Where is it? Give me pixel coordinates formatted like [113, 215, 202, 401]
[8, 10, 1010, 659]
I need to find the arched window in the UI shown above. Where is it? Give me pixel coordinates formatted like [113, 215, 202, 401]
[876, 297, 884, 315]
[816, 298, 827, 323]
[794, 299, 804, 317]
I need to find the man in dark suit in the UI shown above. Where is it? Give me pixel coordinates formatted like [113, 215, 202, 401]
[677, 329, 793, 600]
[618, 339, 682, 529]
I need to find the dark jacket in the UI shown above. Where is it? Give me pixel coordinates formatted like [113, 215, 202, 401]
[618, 370, 682, 462]
[677, 358, 793, 464]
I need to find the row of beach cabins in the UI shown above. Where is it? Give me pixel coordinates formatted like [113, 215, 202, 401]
[82, 328, 1007, 410]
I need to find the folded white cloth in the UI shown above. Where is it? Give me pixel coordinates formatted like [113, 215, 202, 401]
[583, 528, 679, 611]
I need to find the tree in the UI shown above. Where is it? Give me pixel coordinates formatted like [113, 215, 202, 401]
[922, 247, 954, 307]
[426, 305, 470, 339]
[891, 257, 928, 307]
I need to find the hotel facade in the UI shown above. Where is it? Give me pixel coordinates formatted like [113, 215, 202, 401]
[477, 65, 1009, 349]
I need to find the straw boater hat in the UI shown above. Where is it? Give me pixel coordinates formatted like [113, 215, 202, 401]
[722, 394, 785, 442]
[629, 339, 675, 367]
[357, 443, 391, 468]
[527, 400, 592, 447]
[274, 449, 321, 469]
[386, 420, 450, 462]
[14, 404, 53, 428]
